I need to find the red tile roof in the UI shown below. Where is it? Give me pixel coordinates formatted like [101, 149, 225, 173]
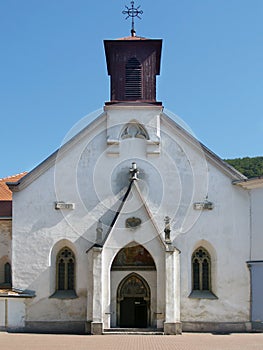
[116, 35, 147, 40]
[0, 288, 35, 297]
[0, 172, 27, 200]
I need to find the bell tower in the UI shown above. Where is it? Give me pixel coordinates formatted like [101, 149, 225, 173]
[104, 37, 162, 105]
[104, 2, 162, 105]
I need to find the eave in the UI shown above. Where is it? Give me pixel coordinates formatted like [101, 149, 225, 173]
[233, 176, 263, 190]
[0, 288, 35, 298]
[104, 38, 162, 75]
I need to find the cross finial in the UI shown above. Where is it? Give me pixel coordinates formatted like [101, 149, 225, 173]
[122, 1, 143, 37]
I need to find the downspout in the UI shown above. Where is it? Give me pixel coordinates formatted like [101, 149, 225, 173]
[247, 263, 252, 327]
[248, 189, 252, 326]
[249, 189, 252, 261]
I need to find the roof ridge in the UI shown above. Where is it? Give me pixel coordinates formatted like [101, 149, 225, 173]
[116, 35, 147, 40]
[0, 171, 27, 182]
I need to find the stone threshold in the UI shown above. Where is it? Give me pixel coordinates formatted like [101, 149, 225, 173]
[103, 328, 164, 335]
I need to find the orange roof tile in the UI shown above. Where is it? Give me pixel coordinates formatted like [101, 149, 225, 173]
[116, 35, 147, 40]
[0, 172, 27, 200]
[0, 288, 35, 297]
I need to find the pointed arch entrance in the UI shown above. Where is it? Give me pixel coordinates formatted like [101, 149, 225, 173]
[110, 243, 156, 328]
[117, 273, 150, 328]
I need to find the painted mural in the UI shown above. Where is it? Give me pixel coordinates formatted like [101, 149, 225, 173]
[112, 245, 156, 269]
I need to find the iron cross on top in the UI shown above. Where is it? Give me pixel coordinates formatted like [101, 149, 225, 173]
[122, 1, 143, 36]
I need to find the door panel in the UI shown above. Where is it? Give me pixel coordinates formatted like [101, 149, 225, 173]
[120, 298, 135, 327]
[117, 273, 151, 328]
[120, 297, 147, 328]
[134, 299, 147, 327]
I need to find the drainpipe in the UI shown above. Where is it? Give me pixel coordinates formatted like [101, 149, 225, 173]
[249, 189, 252, 261]
[248, 190, 252, 328]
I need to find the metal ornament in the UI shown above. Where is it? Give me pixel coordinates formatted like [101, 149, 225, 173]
[122, 1, 143, 36]
[126, 217, 142, 228]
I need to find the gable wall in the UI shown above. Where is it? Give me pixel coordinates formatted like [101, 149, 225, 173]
[11, 107, 251, 326]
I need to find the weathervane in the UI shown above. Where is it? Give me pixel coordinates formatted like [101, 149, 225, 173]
[122, 1, 143, 37]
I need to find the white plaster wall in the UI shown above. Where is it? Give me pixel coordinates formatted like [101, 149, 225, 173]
[176, 163, 250, 322]
[0, 299, 5, 327]
[0, 299, 25, 329]
[251, 187, 263, 260]
[11, 105, 251, 326]
[8, 299, 25, 329]
[105, 104, 161, 145]
[11, 117, 109, 323]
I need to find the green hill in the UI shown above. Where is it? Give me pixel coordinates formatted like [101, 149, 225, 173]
[225, 156, 263, 178]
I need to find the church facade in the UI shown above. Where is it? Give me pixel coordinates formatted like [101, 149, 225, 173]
[0, 31, 263, 334]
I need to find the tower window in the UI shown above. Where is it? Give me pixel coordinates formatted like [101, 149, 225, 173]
[125, 57, 142, 99]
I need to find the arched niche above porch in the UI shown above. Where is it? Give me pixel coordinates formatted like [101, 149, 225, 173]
[111, 243, 156, 271]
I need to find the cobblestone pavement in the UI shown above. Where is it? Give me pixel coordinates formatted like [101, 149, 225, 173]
[0, 332, 263, 350]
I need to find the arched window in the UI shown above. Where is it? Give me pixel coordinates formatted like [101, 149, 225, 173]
[125, 57, 142, 99]
[120, 121, 149, 140]
[56, 247, 75, 291]
[4, 262, 12, 285]
[192, 247, 211, 291]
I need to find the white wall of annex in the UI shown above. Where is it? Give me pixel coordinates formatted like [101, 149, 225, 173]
[251, 187, 263, 261]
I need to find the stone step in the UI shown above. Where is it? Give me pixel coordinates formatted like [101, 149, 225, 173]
[103, 328, 164, 335]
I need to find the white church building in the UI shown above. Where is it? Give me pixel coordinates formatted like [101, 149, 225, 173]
[0, 28, 263, 335]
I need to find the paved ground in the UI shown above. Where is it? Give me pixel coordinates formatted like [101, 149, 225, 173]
[0, 332, 263, 350]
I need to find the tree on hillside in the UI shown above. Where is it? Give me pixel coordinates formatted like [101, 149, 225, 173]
[225, 156, 263, 178]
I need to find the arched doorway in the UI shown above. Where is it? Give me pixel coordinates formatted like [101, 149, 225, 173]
[117, 273, 150, 328]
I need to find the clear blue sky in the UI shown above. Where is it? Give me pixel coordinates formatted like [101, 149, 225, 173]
[1, 0, 262, 178]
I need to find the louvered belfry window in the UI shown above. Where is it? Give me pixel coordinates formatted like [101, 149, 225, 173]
[125, 57, 142, 99]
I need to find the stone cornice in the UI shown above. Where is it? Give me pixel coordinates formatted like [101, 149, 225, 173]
[104, 102, 163, 111]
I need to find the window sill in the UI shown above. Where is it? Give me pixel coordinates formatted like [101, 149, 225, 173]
[188, 290, 218, 299]
[50, 290, 78, 299]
